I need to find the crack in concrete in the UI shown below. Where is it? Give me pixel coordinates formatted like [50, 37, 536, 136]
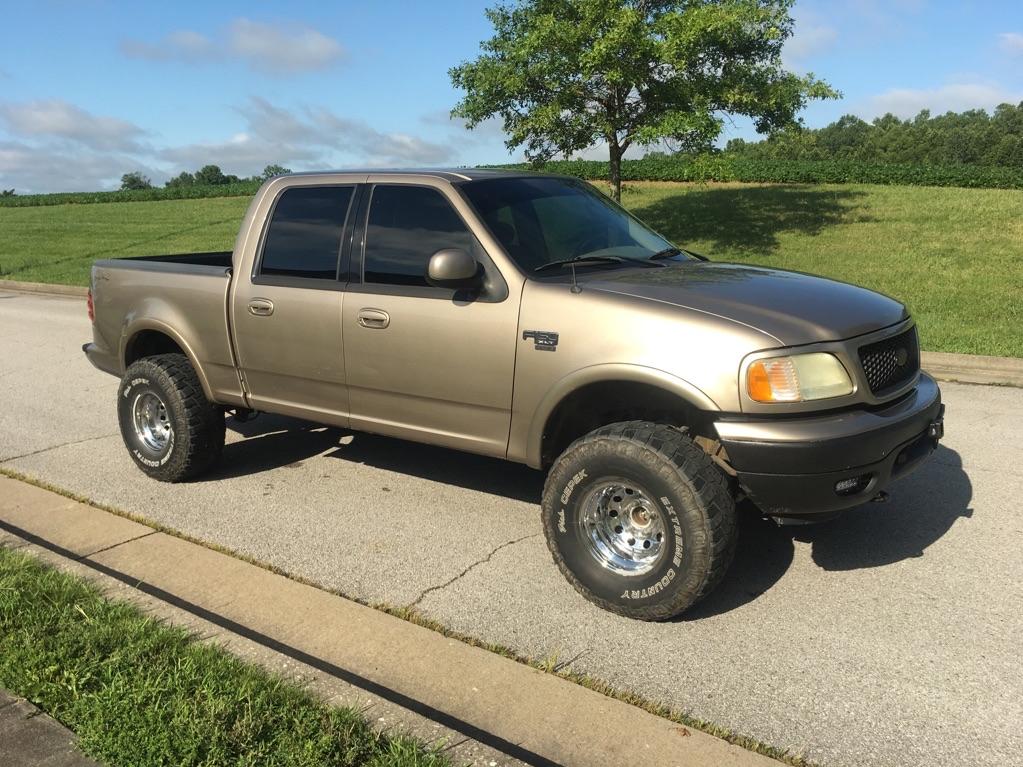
[79, 530, 158, 560]
[409, 533, 540, 608]
[0, 432, 120, 464]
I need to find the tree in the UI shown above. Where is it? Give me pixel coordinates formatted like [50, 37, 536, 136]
[1, 189, 14, 197]
[725, 102, 1023, 167]
[260, 164, 292, 181]
[120, 172, 152, 191]
[165, 171, 195, 188]
[194, 164, 227, 186]
[450, 0, 837, 200]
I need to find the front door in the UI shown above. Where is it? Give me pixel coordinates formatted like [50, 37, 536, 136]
[343, 183, 518, 457]
[231, 184, 355, 424]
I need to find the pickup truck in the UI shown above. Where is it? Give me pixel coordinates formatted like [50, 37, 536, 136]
[85, 169, 945, 620]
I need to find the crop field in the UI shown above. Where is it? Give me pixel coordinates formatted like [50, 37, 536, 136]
[1, 181, 1020, 357]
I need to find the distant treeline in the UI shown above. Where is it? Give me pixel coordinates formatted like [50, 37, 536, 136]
[725, 104, 1023, 167]
[5, 106, 1023, 206]
[0, 163, 289, 208]
[502, 155, 1023, 189]
[0, 181, 263, 208]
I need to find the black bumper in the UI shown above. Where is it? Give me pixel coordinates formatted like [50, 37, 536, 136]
[715, 374, 944, 516]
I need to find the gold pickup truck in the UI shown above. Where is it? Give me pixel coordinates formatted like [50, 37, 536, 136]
[84, 169, 944, 619]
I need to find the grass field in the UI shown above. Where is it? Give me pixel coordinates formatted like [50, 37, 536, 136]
[0, 181, 1020, 356]
[0, 546, 449, 767]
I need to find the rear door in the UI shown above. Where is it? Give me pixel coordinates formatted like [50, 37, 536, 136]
[231, 184, 356, 424]
[342, 183, 518, 457]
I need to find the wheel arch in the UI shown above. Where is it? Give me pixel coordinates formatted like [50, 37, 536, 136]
[121, 321, 214, 401]
[522, 364, 720, 469]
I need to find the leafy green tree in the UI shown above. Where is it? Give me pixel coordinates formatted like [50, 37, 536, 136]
[194, 164, 227, 186]
[165, 171, 195, 188]
[260, 164, 292, 181]
[120, 172, 152, 191]
[450, 0, 837, 199]
[729, 103, 1023, 167]
[1, 188, 14, 197]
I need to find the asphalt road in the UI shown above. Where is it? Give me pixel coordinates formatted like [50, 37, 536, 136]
[2, 289, 1021, 767]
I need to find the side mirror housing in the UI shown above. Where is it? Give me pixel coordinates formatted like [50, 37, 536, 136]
[426, 248, 480, 288]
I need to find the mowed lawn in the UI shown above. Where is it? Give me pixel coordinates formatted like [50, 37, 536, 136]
[1, 182, 1020, 356]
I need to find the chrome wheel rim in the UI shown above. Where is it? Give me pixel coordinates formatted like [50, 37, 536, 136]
[580, 480, 667, 576]
[132, 392, 171, 452]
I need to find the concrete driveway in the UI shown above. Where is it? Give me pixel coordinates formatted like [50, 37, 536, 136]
[2, 289, 1020, 767]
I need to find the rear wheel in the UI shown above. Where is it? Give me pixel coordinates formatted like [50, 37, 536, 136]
[117, 354, 224, 482]
[542, 421, 736, 620]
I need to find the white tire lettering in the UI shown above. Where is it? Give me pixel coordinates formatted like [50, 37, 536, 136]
[560, 469, 588, 505]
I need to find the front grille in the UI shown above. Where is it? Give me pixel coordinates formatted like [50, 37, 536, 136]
[858, 326, 920, 395]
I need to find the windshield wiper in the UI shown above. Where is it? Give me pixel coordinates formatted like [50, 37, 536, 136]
[649, 247, 682, 260]
[534, 255, 627, 273]
[650, 246, 709, 262]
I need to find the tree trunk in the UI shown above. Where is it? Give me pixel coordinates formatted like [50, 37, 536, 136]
[608, 142, 622, 202]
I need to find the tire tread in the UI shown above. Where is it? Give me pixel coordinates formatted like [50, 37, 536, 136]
[541, 420, 737, 620]
[118, 353, 224, 482]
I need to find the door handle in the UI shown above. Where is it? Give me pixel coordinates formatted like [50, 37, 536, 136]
[248, 298, 274, 316]
[357, 308, 390, 329]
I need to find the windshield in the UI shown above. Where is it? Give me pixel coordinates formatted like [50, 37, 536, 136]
[460, 177, 680, 273]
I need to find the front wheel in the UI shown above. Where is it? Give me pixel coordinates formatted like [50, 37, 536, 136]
[117, 354, 225, 482]
[542, 421, 736, 620]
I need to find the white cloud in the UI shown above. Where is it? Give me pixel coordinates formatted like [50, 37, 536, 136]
[157, 134, 323, 174]
[228, 19, 343, 74]
[860, 82, 1023, 119]
[120, 29, 217, 62]
[121, 18, 343, 75]
[0, 100, 147, 152]
[237, 97, 326, 145]
[160, 97, 457, 176]
[0, 96, 457, 192]
[0, 140, 158, 194]
[999, 32, 1023, 56]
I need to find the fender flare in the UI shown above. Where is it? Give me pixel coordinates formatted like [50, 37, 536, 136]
[119, 318, 215, 402]
[522, 363, 720, 468]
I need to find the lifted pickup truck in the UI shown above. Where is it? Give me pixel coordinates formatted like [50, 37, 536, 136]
[85, 169, 944, 620]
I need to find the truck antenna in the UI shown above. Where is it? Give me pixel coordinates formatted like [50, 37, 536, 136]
[569, 262, 582, 293]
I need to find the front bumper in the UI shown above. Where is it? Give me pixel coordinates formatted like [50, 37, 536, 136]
[714, 373, 943, 515]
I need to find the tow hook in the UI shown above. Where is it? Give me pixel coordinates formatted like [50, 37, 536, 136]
[871, 491, 890, 504]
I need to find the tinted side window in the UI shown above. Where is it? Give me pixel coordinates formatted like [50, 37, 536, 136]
[364, 185, 473, 286]
[259, 186, 354, 280]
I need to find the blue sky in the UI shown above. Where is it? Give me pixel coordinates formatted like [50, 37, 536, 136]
[1, 0, 1021, 192]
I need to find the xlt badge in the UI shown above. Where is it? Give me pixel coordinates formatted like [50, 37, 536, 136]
[523, 330, 559, 352]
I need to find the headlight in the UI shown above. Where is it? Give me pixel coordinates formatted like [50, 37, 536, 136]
[747, 353, 853, 403]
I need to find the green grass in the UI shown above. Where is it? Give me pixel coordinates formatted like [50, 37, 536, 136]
[0, 546, 450, 767]
[619, 182, 1023, 358]
[1, 467, 814, 767]
[0, 196, 247, 285]
[0, 181, 1019, 356]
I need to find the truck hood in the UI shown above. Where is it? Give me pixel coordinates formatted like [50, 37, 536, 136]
[586, 261, 908, 346]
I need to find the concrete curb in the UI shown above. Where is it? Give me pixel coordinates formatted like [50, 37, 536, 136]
[0, 278, 1019, 387]
[921, 351, 1023, 387]
[0, 690, 99, 767]
[0, 279, 87, 297]
[0, 475, 777, 767]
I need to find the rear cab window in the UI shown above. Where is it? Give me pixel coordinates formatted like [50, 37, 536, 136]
[257, 186, 355, 281]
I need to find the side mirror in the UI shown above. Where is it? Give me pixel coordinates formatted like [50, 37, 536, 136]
[426, 248, 480, 288]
